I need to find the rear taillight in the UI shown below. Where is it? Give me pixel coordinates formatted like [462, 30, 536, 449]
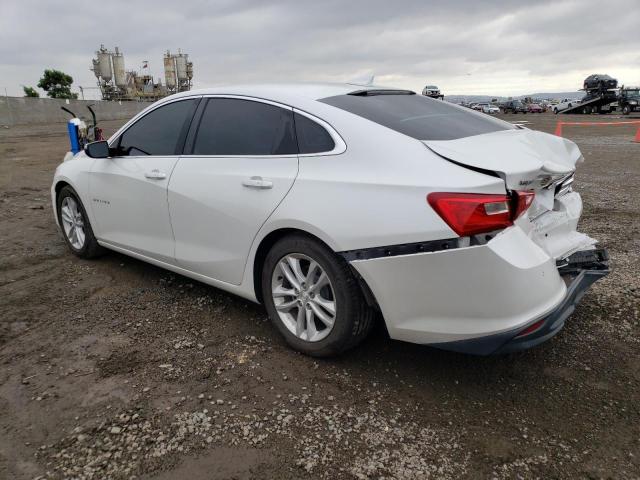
[512, 190, 535, 220]
[427, 190, 535, 237]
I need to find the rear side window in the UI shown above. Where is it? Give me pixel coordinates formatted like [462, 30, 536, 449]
[117, 99, 197, 156]
[193, 98, 297, 155]
[319, 93, 514, 141]
[294, 113, 335, 154]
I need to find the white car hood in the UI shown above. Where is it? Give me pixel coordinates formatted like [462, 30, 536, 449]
[422, 129, 582, 190]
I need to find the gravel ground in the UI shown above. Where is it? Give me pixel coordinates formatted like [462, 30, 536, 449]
[0, 112, 639, 479]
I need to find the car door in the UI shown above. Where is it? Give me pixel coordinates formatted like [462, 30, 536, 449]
[89, 98, 199, 263]
[168, 97, 299, 285]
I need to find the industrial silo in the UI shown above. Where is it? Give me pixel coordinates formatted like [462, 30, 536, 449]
[164, 51, 176, 89]
[112, 46, 126, 88]
[96, 45, 113, 82]
[175, 53, 188, 82]
[186, 60, 193, 81]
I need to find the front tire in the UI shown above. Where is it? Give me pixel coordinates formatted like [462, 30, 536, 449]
[262, 234, 374, 357]
[57, 186, 105, 259]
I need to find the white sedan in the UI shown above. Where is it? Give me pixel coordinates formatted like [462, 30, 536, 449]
[52, 84, 609, 356]
[475, 102, 500, 114]
[553, 98, 582, 114]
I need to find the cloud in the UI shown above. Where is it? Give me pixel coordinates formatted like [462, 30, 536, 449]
[0, 0, 637, 98]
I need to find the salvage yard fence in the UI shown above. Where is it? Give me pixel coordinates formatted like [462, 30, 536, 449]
[0, 96, 149, 127]
[554, 120, 640, 143]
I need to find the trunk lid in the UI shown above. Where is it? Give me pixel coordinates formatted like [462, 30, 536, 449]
[424, 128, 596, 260]
[423, 128, 582, 210]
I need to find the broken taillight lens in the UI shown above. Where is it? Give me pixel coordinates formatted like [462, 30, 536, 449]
[427, 190, 535, 237]
[512, 190, 536, 220]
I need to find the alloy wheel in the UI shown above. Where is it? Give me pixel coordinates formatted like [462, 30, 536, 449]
[271, 253, 336, 342]
[60, 196, 86, 250]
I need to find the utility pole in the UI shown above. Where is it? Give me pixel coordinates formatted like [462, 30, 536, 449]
[4, 87, 13, 126]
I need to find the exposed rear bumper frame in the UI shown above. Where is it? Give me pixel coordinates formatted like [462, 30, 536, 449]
[430, 248, 610, 355]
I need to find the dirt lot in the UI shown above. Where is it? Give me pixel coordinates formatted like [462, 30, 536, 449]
[1, 112, 639, 479]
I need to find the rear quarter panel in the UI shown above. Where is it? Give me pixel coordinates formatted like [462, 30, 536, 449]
[263, 107, 507, 252]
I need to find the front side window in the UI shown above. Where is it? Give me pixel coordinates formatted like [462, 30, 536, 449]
[320, 92, 514, 141]
[117, 99, 197, 156]
[193, 98, 297, 155]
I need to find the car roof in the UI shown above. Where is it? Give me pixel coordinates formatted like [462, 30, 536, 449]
[164, 83, 402, 105]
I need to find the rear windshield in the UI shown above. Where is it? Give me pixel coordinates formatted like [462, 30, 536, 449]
[320, 93, 514, 141]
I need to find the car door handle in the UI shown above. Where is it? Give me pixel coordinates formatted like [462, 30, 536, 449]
[242, 176, 273, 189]
[144, 169, 167, 180]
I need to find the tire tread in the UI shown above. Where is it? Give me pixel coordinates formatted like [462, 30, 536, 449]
[262, 233, 375, 357]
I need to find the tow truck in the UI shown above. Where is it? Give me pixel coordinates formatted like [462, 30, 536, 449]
[560, 74, 618, 114]
[615, 86, 640, 115]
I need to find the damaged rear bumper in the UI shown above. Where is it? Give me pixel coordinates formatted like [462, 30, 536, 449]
[434, 248, 610, 355]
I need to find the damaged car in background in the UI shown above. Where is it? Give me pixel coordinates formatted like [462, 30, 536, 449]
[51, 84, 609, 357]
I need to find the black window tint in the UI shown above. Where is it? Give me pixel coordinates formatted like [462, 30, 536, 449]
[118, 99, 196, 156]
[319, 94, 514, 141]
[193, 98, 297, 155]
[294, 113, 335, 154]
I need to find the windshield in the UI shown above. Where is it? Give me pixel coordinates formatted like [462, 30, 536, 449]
[320, 93, 514, 141]
[625, 89, 639, 97]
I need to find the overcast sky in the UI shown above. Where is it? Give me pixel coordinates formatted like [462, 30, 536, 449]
[1, 0, 638, 99]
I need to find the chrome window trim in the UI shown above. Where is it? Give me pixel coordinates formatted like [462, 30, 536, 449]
[292, 107, 347, 157]
[179, 95, 346, 158]
[108, 94, 347, 158]
[107, 95, 203, 149]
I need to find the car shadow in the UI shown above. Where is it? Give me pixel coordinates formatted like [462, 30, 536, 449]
[91, 249, 557, 397]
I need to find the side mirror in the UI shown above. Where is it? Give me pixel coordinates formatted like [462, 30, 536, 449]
[85, 140, 110, 158]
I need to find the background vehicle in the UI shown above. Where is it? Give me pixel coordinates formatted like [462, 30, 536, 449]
[583, 74, 618, 92]
[553, 98, 581, 114]
[473, 102, 500, 114]
[421, 85, 444, 99]
[527, 103, 544, 113]
[483, 104, 500, 114]
[560, 74, 619, 114]
[617, 86, 640, 115]
[501, 100, 527, 113]
[52, 84, 608, 357]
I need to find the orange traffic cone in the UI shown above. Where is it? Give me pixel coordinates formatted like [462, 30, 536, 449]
[635, 126, 640, 143]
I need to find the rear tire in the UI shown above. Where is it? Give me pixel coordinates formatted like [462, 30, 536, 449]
[622, 105, 630, 115]
[261, 234, 375, 357]
[56, 186, 105, 259]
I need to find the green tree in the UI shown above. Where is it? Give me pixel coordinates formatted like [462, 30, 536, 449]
[37, 69, 78, 99]
[23, 86, 40, 97]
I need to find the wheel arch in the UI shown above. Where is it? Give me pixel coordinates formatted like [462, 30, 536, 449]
[52, 179, 74, 227]
[252, 227, 334, 304]
[52, 178, 97, 231]
[250, 226, 379, 312]
[54, 179, 72, 198]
